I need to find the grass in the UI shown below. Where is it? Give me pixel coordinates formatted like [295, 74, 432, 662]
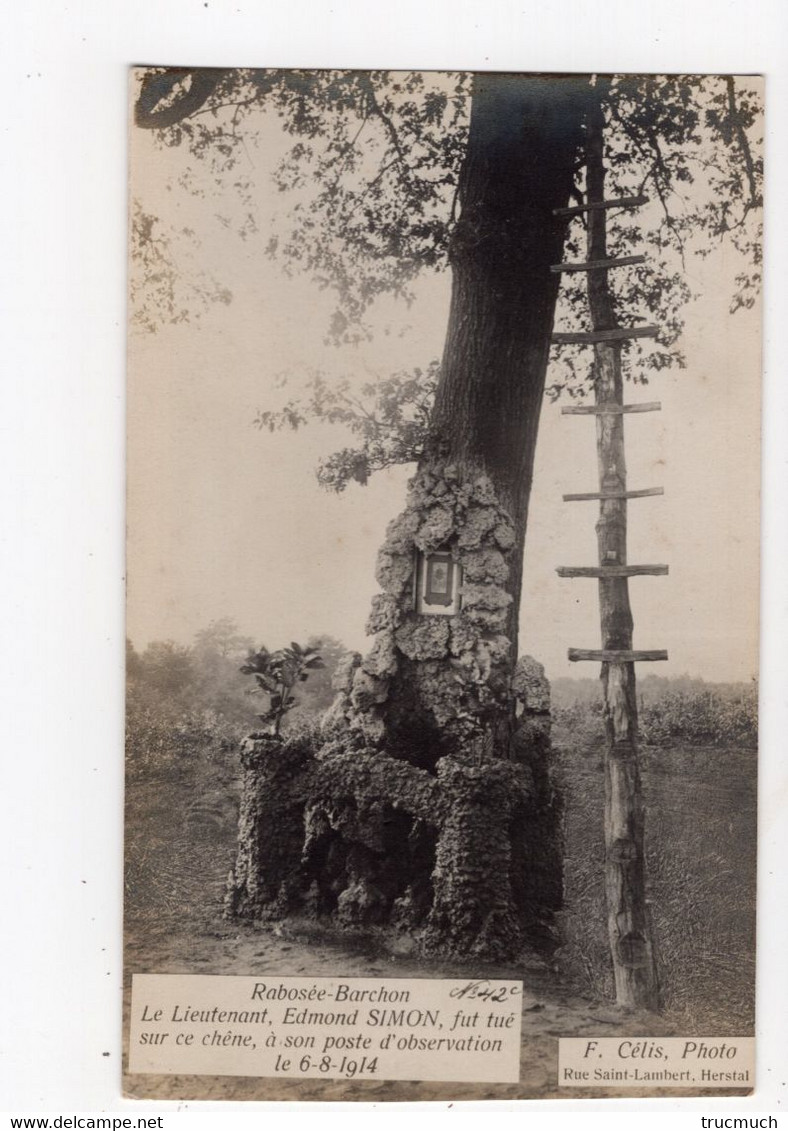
[124, 718, 242, 951]
[555, 728, 756, 1032]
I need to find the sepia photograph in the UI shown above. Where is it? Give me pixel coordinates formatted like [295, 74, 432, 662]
[124, 68, 762, 1101]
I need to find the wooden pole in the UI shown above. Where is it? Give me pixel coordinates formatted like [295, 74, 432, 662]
[557, 565, 668, 578]
[585, 88, 660, 1012]
[561, 402, 661, 415]
[563, 487, 664, 502]
[552, 326, 658, 344]
[551, 254, 646, 273]
[553, 193, 649, 217]
[569, 649, 668, 663]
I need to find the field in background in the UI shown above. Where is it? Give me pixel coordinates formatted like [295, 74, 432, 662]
[125, 659, 757, 1033]
[552, 674, 758, 750]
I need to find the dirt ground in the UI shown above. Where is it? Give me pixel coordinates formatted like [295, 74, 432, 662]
[123, 734, 755, 1103]
[123, 915, 747, 1103]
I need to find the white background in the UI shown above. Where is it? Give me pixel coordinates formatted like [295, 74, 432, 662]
[1, 0, 786, 1123]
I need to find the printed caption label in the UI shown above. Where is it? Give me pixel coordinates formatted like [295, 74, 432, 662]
[559, 1037, 754, 1088]
[130, 974, 522, 1082]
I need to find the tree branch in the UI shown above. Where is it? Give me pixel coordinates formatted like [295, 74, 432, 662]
[607, 97, 687, 264]
[726, 76, 760, 213]
[325, 112, 371, 195]
[360, 76, 406, 164]
[134, 68, 230, 130]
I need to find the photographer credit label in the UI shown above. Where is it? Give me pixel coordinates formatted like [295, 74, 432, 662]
[129, 974, 522, 1082]
[559, 1037, 754, 1088]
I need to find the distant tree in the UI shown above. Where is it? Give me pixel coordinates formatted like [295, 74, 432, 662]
[126, 637, 144, 682]
[138, 639, 195, 699]
[289, 634, 349, 717]
[194, 617, 255, 660]
[190, 618, 258, 724]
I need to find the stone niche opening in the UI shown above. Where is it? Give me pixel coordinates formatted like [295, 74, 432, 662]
[300, 801, 438, 930]
[414, 545, 462, 616]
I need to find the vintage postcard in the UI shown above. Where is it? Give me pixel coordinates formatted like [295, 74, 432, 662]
[125, 69, 761, 1100]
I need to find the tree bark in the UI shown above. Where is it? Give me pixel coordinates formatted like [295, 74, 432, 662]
[430, 73, 588, 660]
[585, 86, 660, 1012]
[135, 69, 230, 130]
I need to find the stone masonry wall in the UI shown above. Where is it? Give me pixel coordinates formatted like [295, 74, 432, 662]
[226, 465, 563, 960]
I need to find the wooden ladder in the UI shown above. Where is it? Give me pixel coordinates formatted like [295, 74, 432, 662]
[552, 192, 668, 668]
[549, 96, 664, 1014]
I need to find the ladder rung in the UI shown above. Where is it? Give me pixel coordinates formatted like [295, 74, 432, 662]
[557, 565, 669, 578]
[551, 255, 646, 274]
[552, 326, 659, 345]
[563, 488, 664, 502]
[561, 401, 661, 416]
[554, 194, 649, 217]
[569, 649, 669, 662]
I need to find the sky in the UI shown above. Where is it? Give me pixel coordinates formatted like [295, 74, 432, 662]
[126, 76, 761, 684]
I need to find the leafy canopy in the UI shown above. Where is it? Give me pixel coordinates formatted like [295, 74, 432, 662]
[133, 69, 762, 488]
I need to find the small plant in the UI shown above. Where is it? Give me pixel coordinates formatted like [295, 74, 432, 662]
[240, 642, 325, 737]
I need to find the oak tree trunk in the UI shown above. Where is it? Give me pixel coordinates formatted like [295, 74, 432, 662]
[325, 76, 592, 952]
[430, 74, 588, 661]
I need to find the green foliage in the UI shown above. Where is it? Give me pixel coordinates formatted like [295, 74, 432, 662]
[240, 640, 325, 736]
[552, 679, 757, 750]
[263, 70, 470, 344]
[135, 70, 761, 348]
[255, 362, 438, 489]
[291, 636, 351, 718]
[127, 621, 347, 773]
[135, 638, 195, 699]
[134, 68, 470, 343]
[194, 616, 255, 660]
[639, 686, 757, 748]
[128, 623, 258, 728]
[132, 68, 762, 492]
[125, 682, 242, 780]
[126, 627, 254, 781]
[126, 636, 144, 680]
[547, 75, 762, 399]
[125, 623, 345, 936]
[129, 201, 233, 333]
